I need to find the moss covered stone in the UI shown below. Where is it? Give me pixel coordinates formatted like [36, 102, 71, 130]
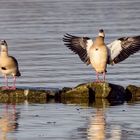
[0, 87, 59, 103]
[126, 85, 140, 100]
[61, 82, 125, 100]
[0, 82, 129, 103]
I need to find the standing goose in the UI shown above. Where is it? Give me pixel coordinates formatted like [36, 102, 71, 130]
[0, 40, 21, 90]
[63, 29, 140, 82]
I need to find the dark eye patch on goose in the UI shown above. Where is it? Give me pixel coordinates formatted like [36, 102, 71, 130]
[1, 67, 6, 70]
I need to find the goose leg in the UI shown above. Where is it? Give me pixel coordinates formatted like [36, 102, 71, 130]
[95, 72, 100, 82]
[10, 76, 16, 90]
[103, 72, 106, 82]
[2, 75, 9, 90]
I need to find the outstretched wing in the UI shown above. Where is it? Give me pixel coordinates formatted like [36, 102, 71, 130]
[63, 33, 93, 65]
[107, 36, 140, 64]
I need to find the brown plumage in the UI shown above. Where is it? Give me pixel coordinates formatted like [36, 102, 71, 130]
[88, 30, 108, 81]
[0, 40, 21, 90]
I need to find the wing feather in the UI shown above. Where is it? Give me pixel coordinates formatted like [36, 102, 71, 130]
[107, 36, 140, 64]
[63, 33, 93, 65]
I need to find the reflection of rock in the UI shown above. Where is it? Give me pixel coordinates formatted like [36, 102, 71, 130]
[92, 98, 110, 108]
[61, 82, 125, 100]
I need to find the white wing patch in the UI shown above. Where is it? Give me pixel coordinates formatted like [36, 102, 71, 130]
[107, 40, 122, 60]
[86, 39, 94, 54]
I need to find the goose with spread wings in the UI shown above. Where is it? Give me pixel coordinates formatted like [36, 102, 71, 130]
[63, 29, 140, 82]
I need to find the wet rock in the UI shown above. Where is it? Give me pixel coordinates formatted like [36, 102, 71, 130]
[125, 85, 140, 100]
[107, 83, 126, 100]
[0, 87, 59, 103]
[61, 87, 73, 93]
[61, 82, 125, 100]
[0, 83, 130, 103]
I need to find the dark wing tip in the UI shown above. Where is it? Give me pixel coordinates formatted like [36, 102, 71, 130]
[63, 33, 74, 43]
[63, 33, 90, 65]
[16, 70, 21, 77]
[10, 56, 21, 76]
[113, 36, 140, 64]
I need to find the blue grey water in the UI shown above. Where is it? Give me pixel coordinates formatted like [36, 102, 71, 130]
[0, 0, 140, 140]
[1, 101, 140, 140]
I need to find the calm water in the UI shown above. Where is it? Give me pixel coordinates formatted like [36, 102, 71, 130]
[1, 100, 140, 140]
[0, 0, 140, 140]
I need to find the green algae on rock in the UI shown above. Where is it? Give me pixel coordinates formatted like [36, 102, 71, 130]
[125, 85, 140, 100]
[61, 82, 125, 100]
[0, 87, 58, 103]
[0, 83, 136, 104]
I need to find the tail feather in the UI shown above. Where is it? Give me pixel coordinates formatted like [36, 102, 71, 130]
[16, 69, 21, 77]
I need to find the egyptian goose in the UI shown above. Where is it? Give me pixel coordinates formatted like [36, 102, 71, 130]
[0, 40, 21, 90]
[63, 29, 140, 82]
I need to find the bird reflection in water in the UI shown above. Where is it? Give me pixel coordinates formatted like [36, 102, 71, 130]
[87, 99, 122, 140]
[87, 108, 106, 140]
[0, 104, 19, 140]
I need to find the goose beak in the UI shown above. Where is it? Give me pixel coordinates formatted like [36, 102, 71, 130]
[98, 29, 105, 37]
[0, 40, 7, 46]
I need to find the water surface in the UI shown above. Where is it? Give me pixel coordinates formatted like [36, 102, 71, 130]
[1, 100, 140, 140]
[0, 0, 140, 139]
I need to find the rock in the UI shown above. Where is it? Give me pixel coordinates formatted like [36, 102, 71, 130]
[61, 87, 72, 93]
[0, 87, 59, 103]
[125, 85, 140, 100]
[107, 83, 126, 100]
[0, 83, 135, 104]
[61, 82, 125, 100]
